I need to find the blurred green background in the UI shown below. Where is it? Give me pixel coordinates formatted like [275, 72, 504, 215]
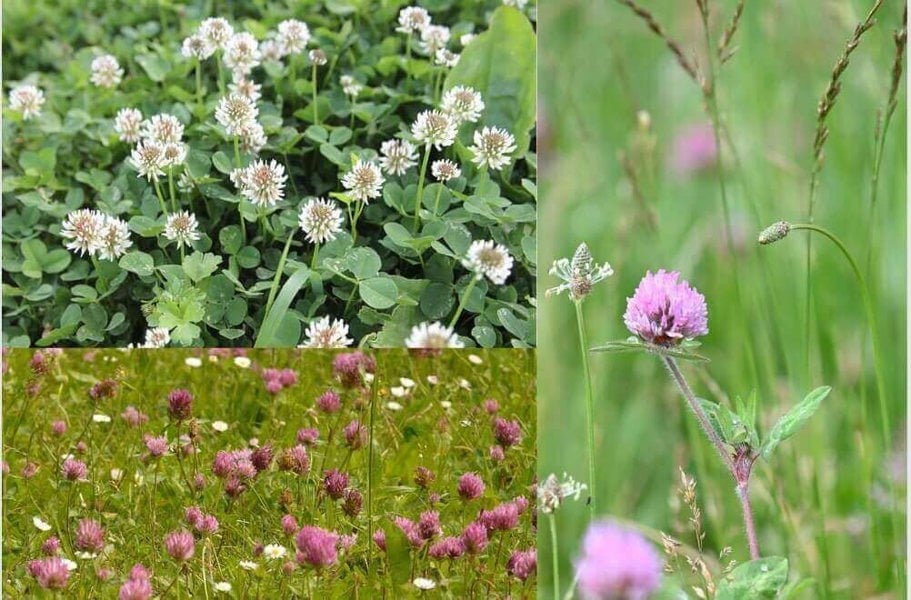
[537, 0, 906, 597]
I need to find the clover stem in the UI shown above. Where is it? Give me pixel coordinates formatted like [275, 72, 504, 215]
[548, 513, 561, 600]
[405, 33, 413, 86]
[413, 143, 431, 232]
[154, 179, 169, 217]
[264, 229, 295, 318]
[168, 168, 177, 212]
[448, 275, 478, 329]
[432, 183, 444, 217]
[737, 483, 761, 560]
[233, 136, 241, 168]
[312, 63, 320, 126]
[310, 242, 320, 270]
[574, 300, 597, 518]
[195, 60, 203, 107]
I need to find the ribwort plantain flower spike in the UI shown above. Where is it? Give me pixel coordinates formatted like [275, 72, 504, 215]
[546, 242, 613, 302]
[757, 220, 791, 245]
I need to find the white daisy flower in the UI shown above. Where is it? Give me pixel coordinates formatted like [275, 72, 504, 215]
[215, 92, 258, 136]
[142, 113, 185, 144]
[114, 108, 143, 143]
[411, 110, 458, 150]
[463, 240, 513, 285]
[441, 86, 484, 124]
[469, 126, 517, 171]
[182, 34, 215, 60]
[33, 516, 52, 531]
[379, 139, 418, 176]
[340, 74, 363, 97]
[9, 84, 45, 120]
[224, 32, 261, 77]
[61, 209, 104, 256]
[396, 7, 431, 33]
[277, 19, 310, 54]
[214, 581, 233, 593]
[130, 141, 166, 181]
[263, 544, 287, 560]
[419, 25, 450, 55]
[298, 198, 344, 244]
[90, 54, 123, 88]
[239, 560, 258, 571]
[302, 316, 354, 348]
[164, 211, 201, 249]
[405, 322, 464, 349]
[341, 158, 384, 203]
[431, 159, 461, 182]
[199, 18, 235, 50]
[236, 159, 286, 207]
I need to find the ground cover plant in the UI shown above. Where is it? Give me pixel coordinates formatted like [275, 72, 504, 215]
[538, 0, 905, 597]
[1, 0, 537, 348]
[1, 347, 536, 597]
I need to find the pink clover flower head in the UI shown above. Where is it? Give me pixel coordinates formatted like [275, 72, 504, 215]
[575, 520, 662, 600]
[623, 270, 708, 345]
[295, 525, 339, 568]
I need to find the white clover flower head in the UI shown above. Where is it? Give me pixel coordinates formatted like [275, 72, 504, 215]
[340, 74, 363, 97]
[239, 560, 258, 571]
[397, 6, 431, 33]
[177, 172, 195, 192]
[460, 33, 476, 47]
[97, 215, 133, 261]
[162, 142, 188, 167]
[90, 54, 123, 88]
[142, 113, 185, 144]
[341, 158, 384, 203]
[431, 159, 461, 182]
[215, 92, 259, 136]
[434, 48, 460, 68]
[129, 140, 166, 181]
[405, 322, 464, 349]
[224, 32, 261, 77]
[298, 198, 344, 244]
[538, 473, 588, 514]
[237, 159, 287, 207]
[277, 19, 311, 54]
[164, 211, 201, 249]
[379, 139, 418, 176]
[546, 242, 613, 302]
[237, 121, 268, 154]
[33, 516, 52, 532]
[411, 110, 458, 150]
[259, 39, 286, 62]
[309, 49, 328, 66]
[262, 544, 287, 560]
[200, 17, 235, 49]
[469, 126, 517, 171]
[61, 209, 104, 256]
[229, 76, 262, 102]
[9, 84, 45, 120]
[413, 577, 437, 591]
[143, 327, 171, 348]
[502, 0, 528, 7]
[114, 107, 143, 143]
[214, 581, 232, 593]
[419, 25, 450, 55]
[303, 316, 354, 348]
[463, 239, 513, 285]
[441, 86, 484, 124]
[182, 34, 215, 60]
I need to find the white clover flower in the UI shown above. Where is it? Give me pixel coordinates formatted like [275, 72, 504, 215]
[185, 357, 203, 367]
[341, 158, 384, 203]
[411, 110, 458, 150]
[90, 54, 123, 88]
[212, 421, 229, 432]
[92, 414, 112, 423]
[405, 322, 464, 349]
[162, 142, 188, 167]
[309, 49, 327, 66]
[114, 108, 143, 143]
[110, 468, 124, 482]
[263, 544, 287, 560]
[236, 159, 286, 207]
[224, 32, 261, 77]
[538, 473, 588, 514]
[259, 39, 286, 62]
[463, 240, 513, 285]
[164, 211, 201, 249]
[229, 77, 262, 102]
[298, 198, 344, 244]
[143, 327, 171, 348]
[97, 215, 133, 261]
[33, 516, 52, 532]
[460, 33, 476, 47]
[215, 92, 259, 136]
[379, 139, 418, 176]
[469, 126, 517, 171]
[237, 121, 267, 154]
[239, 560, 258, 571]
[233, 356, 251, 368]
[302, 316, 354, 348]
[129, 140, 166, 181]
[431, 159, 461, 182]
[400, 377, 416, 388]
[9, 84, 45, 120]
[434, 48, 460, 68]
[386, 401, 403, 411]
[277, 19, 310, 54]
[502, 0, 528, 7]
[419, 25, 450, 55]
[413, 578, 437, 591]
[61, 209, 104, 256]
[441, 86, 484, 124]
[340, 74, 363, 97]
[397, 7, 431, 33]
[142, 113, 184, 144]
[61, 558, 78, 571]
[177, 172, 195, 192]
[546, 242, 613, 302]
[214, 582, 233, 593]
[182, 34, 215, 60]
[199, 17, 235, 50]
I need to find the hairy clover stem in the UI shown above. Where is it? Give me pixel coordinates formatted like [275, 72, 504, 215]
[575, 301, 597, 517]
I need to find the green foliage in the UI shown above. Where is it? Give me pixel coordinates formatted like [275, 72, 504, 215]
[716, 557, 790, 599]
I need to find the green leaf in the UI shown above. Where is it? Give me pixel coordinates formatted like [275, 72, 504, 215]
[212, 151, 233, 175]
[182, 252, 222, 283]
[359, 276, 398, 309]
[420, 282, 455, 320]
[255, 267, 310, 347]
[219, 226, 243, 254]
[444, 7, 536, 156]
[135, 53, 171, 82]
[761, 386, 832, 459]
[716, 557, 789, 599]
[589, 339, 647, 354]
[119, 251, 155, 277]
[36, 323, 79, 347]
[347, 247, 382, 280]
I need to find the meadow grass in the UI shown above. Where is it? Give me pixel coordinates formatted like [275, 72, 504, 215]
[2, 348, 535, 598]
[538, 0, 906, 597]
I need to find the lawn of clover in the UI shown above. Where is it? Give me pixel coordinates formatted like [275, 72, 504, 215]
[1, 348, 537, 598]
[1, 0, 537, 349]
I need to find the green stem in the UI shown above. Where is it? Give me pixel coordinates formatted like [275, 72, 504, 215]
[367, 365, 378, 571]
[549, 514, 560, 600]
[168, 168, 177, 213]
[312, 63, 319, 126]
[310, 243, 320, 270]
[154, 179, 168, 216]
[574, 300, 597, 517]
[233, 136, 241, 168]
[413, 143, 431, 232]
[432, 184, 444, 217]
[448, 276, 478, 329]
[264, 229, 295, 317]
[405, 33, 412, 87]
[195, 60, 203, 108]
